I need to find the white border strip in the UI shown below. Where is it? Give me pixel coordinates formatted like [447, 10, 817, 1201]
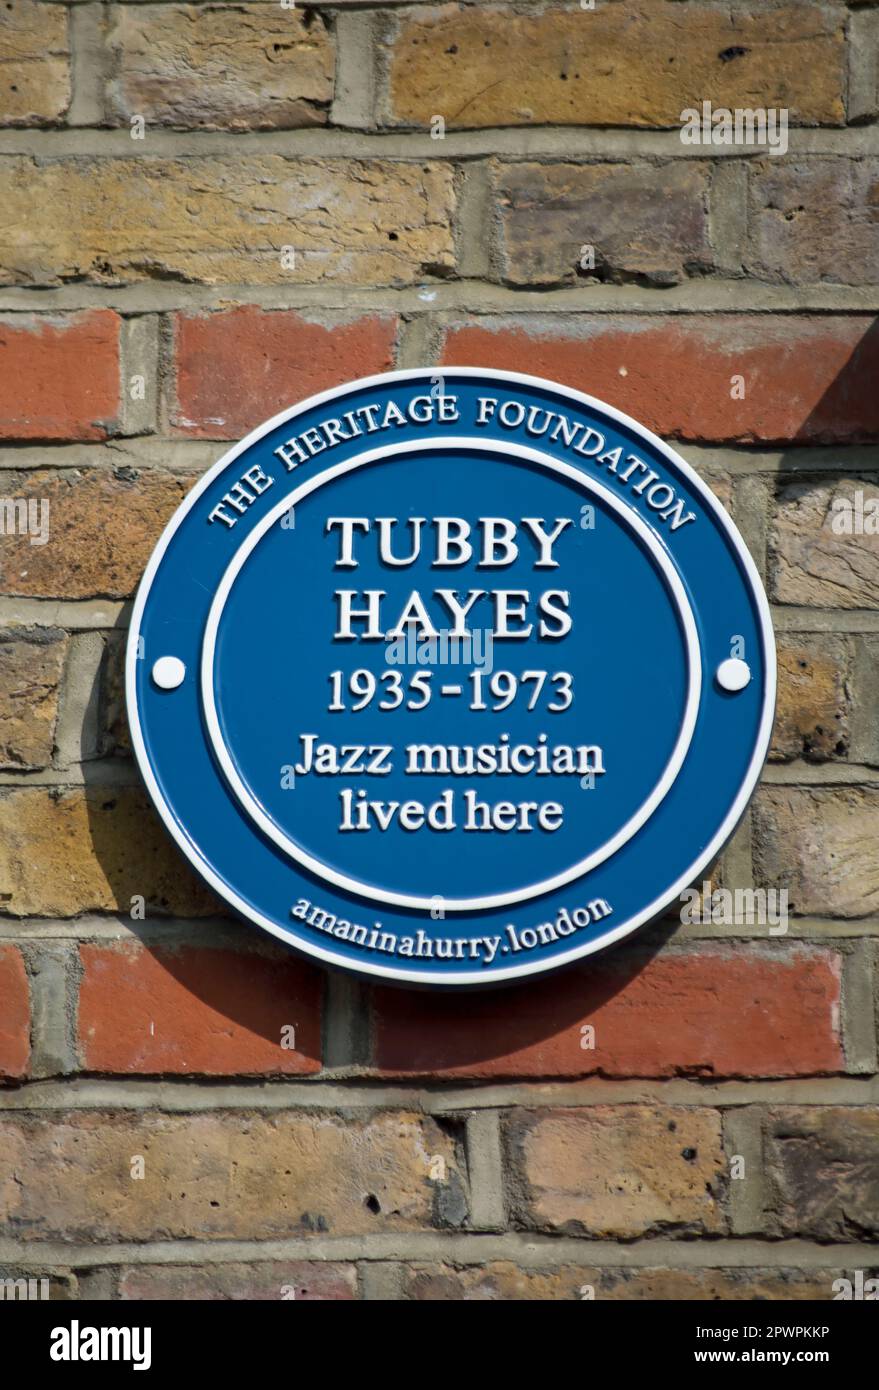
[200, 437, 701, 912]
[126, 368, 776, 986]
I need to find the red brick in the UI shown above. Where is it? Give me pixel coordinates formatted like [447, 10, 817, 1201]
[78, 942, 322, 1075]
[0, 312, 121, 440]
[172, 308, 398, 439]
[373, 947, 843, 1080]
[441, 316, 879, 443]
[0, 945, 29, 1079]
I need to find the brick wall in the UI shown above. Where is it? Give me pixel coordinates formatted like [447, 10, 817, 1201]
[0, 0, 878, 1301]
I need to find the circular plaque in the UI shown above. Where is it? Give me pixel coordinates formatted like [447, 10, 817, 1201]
[127, 369, 775, 986]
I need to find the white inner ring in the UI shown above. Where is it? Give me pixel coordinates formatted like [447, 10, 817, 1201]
[201, 438, 702, 913]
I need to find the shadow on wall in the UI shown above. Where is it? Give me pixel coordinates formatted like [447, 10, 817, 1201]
[791, 315, 879, 447]
[80, 315, 878, 1073]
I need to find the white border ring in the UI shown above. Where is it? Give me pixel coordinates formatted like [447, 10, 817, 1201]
[200, 438, 702, 912]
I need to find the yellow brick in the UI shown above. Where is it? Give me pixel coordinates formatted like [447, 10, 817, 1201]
[0, 1, 70, 124]
[388, 3, 845, 129]
[0, 1110, 466, 1240]
[0, 787, 219, 917]
[107, 5, 334, 130]
[0, 158, 456, 287]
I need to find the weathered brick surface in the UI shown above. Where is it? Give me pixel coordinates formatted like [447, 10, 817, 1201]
[0, 1, 70, 126]
[753, 788, 879, 918]
[442, 317, 879, 443]
[78, 942, 323, 1075]
[0, 158, 456, 287]
[507, 1107, 725, 1237]
[173, 309, 398, 439]
[106, 5, 334, 130]
[0, 945, 29, 1079]
[0, 628, 67, 769]
[851, 634, 879, 767]
[373, 947, 843, 1079]
[403, 1263, 840, 1301]
[0, 312, 121, 440]
[704, 473, 732, 512]
[97, 630, 130, 758]
[749, 160, 879, 287]
[771, 634, 851, 762]
[0, 787, 220, 918]
[0, 469, 190, 599]
[387, 3, 845, 129]
[118, 1263, 357, 1300]
[495, 162, 711, 287]
[770, 479, 879, 608]
[0, 1110, 467, 1241]
[765, 1108, 879, 1240]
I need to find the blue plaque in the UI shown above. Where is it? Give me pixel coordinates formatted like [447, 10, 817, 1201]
[127, 369, 775, 986]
